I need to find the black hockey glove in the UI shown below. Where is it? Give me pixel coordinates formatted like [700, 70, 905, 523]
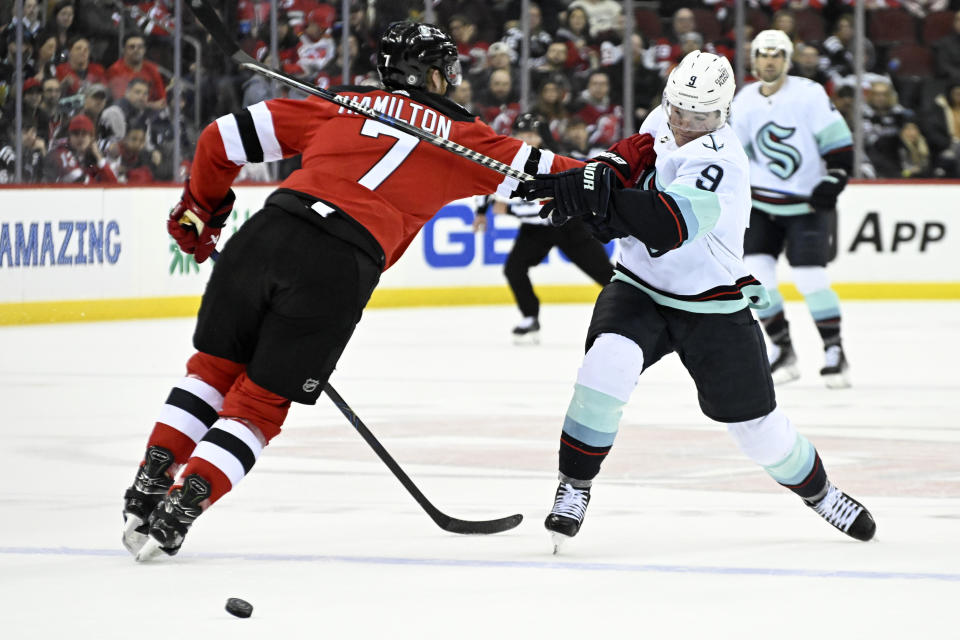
[810, 169, 848, 210]
[528, 162, 615, 227]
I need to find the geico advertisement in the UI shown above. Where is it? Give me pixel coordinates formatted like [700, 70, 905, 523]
[0, 183, 956, 304]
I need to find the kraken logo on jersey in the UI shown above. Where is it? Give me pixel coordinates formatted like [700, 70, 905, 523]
[756, 122, 802, 179]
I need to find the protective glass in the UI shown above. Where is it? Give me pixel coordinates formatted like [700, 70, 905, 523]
[443, 57, 463, 87]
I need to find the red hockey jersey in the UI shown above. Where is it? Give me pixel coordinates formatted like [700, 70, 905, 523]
[189, 86, 582, 269]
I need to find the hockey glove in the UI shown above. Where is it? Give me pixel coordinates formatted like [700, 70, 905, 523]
[167, 179, 235, 264]
[528, 162, 615, 227]
[810, 168, 848, 210]
[591, 133, 656, 187]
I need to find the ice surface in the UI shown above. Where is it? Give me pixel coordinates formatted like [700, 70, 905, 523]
[1, 302, 958, 638]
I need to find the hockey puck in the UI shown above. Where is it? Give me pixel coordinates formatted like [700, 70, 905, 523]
[225, 597, 253, 618]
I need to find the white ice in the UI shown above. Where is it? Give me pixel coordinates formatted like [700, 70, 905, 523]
[1, 301, 959, 639]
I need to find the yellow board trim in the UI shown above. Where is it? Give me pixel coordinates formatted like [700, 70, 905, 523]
[2, 282, 959, 326]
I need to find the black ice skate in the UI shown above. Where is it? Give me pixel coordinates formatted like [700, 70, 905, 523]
[820, 344, 851, 389]
[544, 482, 591, 554]
[805, 482, 876, 541]
[769, 341, 800, 385]
[135, 473, 211, 562]
[512, 317, 540, 345]
[122, 446, 175, 555]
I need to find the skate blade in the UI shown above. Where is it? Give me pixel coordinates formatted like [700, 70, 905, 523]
[550, 531, 571, 555]
[512, 331, 540, 346]
[122, 515, 147, 555]
[135, 538, 165, 563]
[822, 371, 851, 389]
[771, 364, 800, 385]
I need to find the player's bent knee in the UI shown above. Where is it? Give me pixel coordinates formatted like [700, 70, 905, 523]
[726, 408, 798, 466]
[577, 332, 643, 402]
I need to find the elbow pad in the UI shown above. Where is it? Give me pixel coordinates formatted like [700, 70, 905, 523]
[606, 188, 689, 252]
[824, 148, 853, 175]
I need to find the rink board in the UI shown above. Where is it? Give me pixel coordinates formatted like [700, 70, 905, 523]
[0, 182, 958, 324]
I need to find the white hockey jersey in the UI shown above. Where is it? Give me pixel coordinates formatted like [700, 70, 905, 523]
[730, 76, 852, 216]
[613, 107, 767, 314]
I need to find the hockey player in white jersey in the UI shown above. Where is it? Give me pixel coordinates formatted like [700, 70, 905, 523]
[731, 30, 853, 388]
[527, 50, 875, 552]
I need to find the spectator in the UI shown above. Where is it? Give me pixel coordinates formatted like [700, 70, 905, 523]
[532, 73, 571, 141]
[295, 5, 336, 78]
[449, 76, 477, 114]
[831, 83, 858, 130]
[770, 9, 798, 44]
[920, 81, 960, 177]
[792, 43, 831, 88]
[863, 79, 916, 177]
[42, 0, 77, 61]
[435, 0, 500, 43]
[898, 121, 931, 177]
[651, 7, 721, 77]
[448, 14, 489, 77]
[553, 6, 598, 73]
[32, 33, 59, 82]
[568, 0, 624, 39]
[38, 76, 65, 142]
[560, 116, 604, 159]
[100, 77, 153, 143]
[42, 112, 117, 183]
[572, 69, 621, 148]
[56, 36, 107, 97]
[278, 0, 321, 34]
[1, 0, 42, 42]
[477, 67, 521, 133]
[1, 31, 37, 98]
[19, 76, 46, 127]
[473, 41, 516, 87]
[603, 33, 663, 122]
[344, 1, 376, 68]
[72, 0, 121, 64]
[106, 34, 167, 110]
[821, 14, 876, 83]
[54, 81, 110, 141]
[934, 10, 960, 84]
[109, 118, 161, 184]
[533, 41, 572, 87]
[0, 116, 45, 183]
[503, 2, 553, 68]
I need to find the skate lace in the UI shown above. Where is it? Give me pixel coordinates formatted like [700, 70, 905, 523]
[813, 484, 862, 532]
[823, 345, 843, 368]
[551, 483, 589, 522]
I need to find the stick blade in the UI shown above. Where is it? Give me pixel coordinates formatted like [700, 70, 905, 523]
[439, 513, 524, 535]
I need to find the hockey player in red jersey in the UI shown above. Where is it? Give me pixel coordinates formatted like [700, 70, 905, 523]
[121, 21, 589, 561]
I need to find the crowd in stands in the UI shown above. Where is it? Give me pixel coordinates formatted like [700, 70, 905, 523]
[2, 0, 960, 184]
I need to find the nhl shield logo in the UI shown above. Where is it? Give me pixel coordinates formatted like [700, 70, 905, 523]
[303, 378, 320, 393]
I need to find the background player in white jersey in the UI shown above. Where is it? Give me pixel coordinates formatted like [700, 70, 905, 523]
[527, 50, 875, 552]
[473, 112, 615, 343]
[731, 30, 854, 388]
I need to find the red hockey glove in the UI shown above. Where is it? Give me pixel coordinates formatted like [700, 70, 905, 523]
[167, 180, 235, 264]
[591, 133, 656, 187]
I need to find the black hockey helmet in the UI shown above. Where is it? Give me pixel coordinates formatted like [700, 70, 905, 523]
[377, 22, 462, 91]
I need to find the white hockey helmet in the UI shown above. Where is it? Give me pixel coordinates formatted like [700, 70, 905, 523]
[662, 50, 735, 138]
[751, 29, 793, 79]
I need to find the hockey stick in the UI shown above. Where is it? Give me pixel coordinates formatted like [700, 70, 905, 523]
[205, 249, 523, 534]
[184, 0, 532, 182]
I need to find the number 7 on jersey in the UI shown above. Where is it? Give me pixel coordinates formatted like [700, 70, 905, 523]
[357, 120, 420, 190]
